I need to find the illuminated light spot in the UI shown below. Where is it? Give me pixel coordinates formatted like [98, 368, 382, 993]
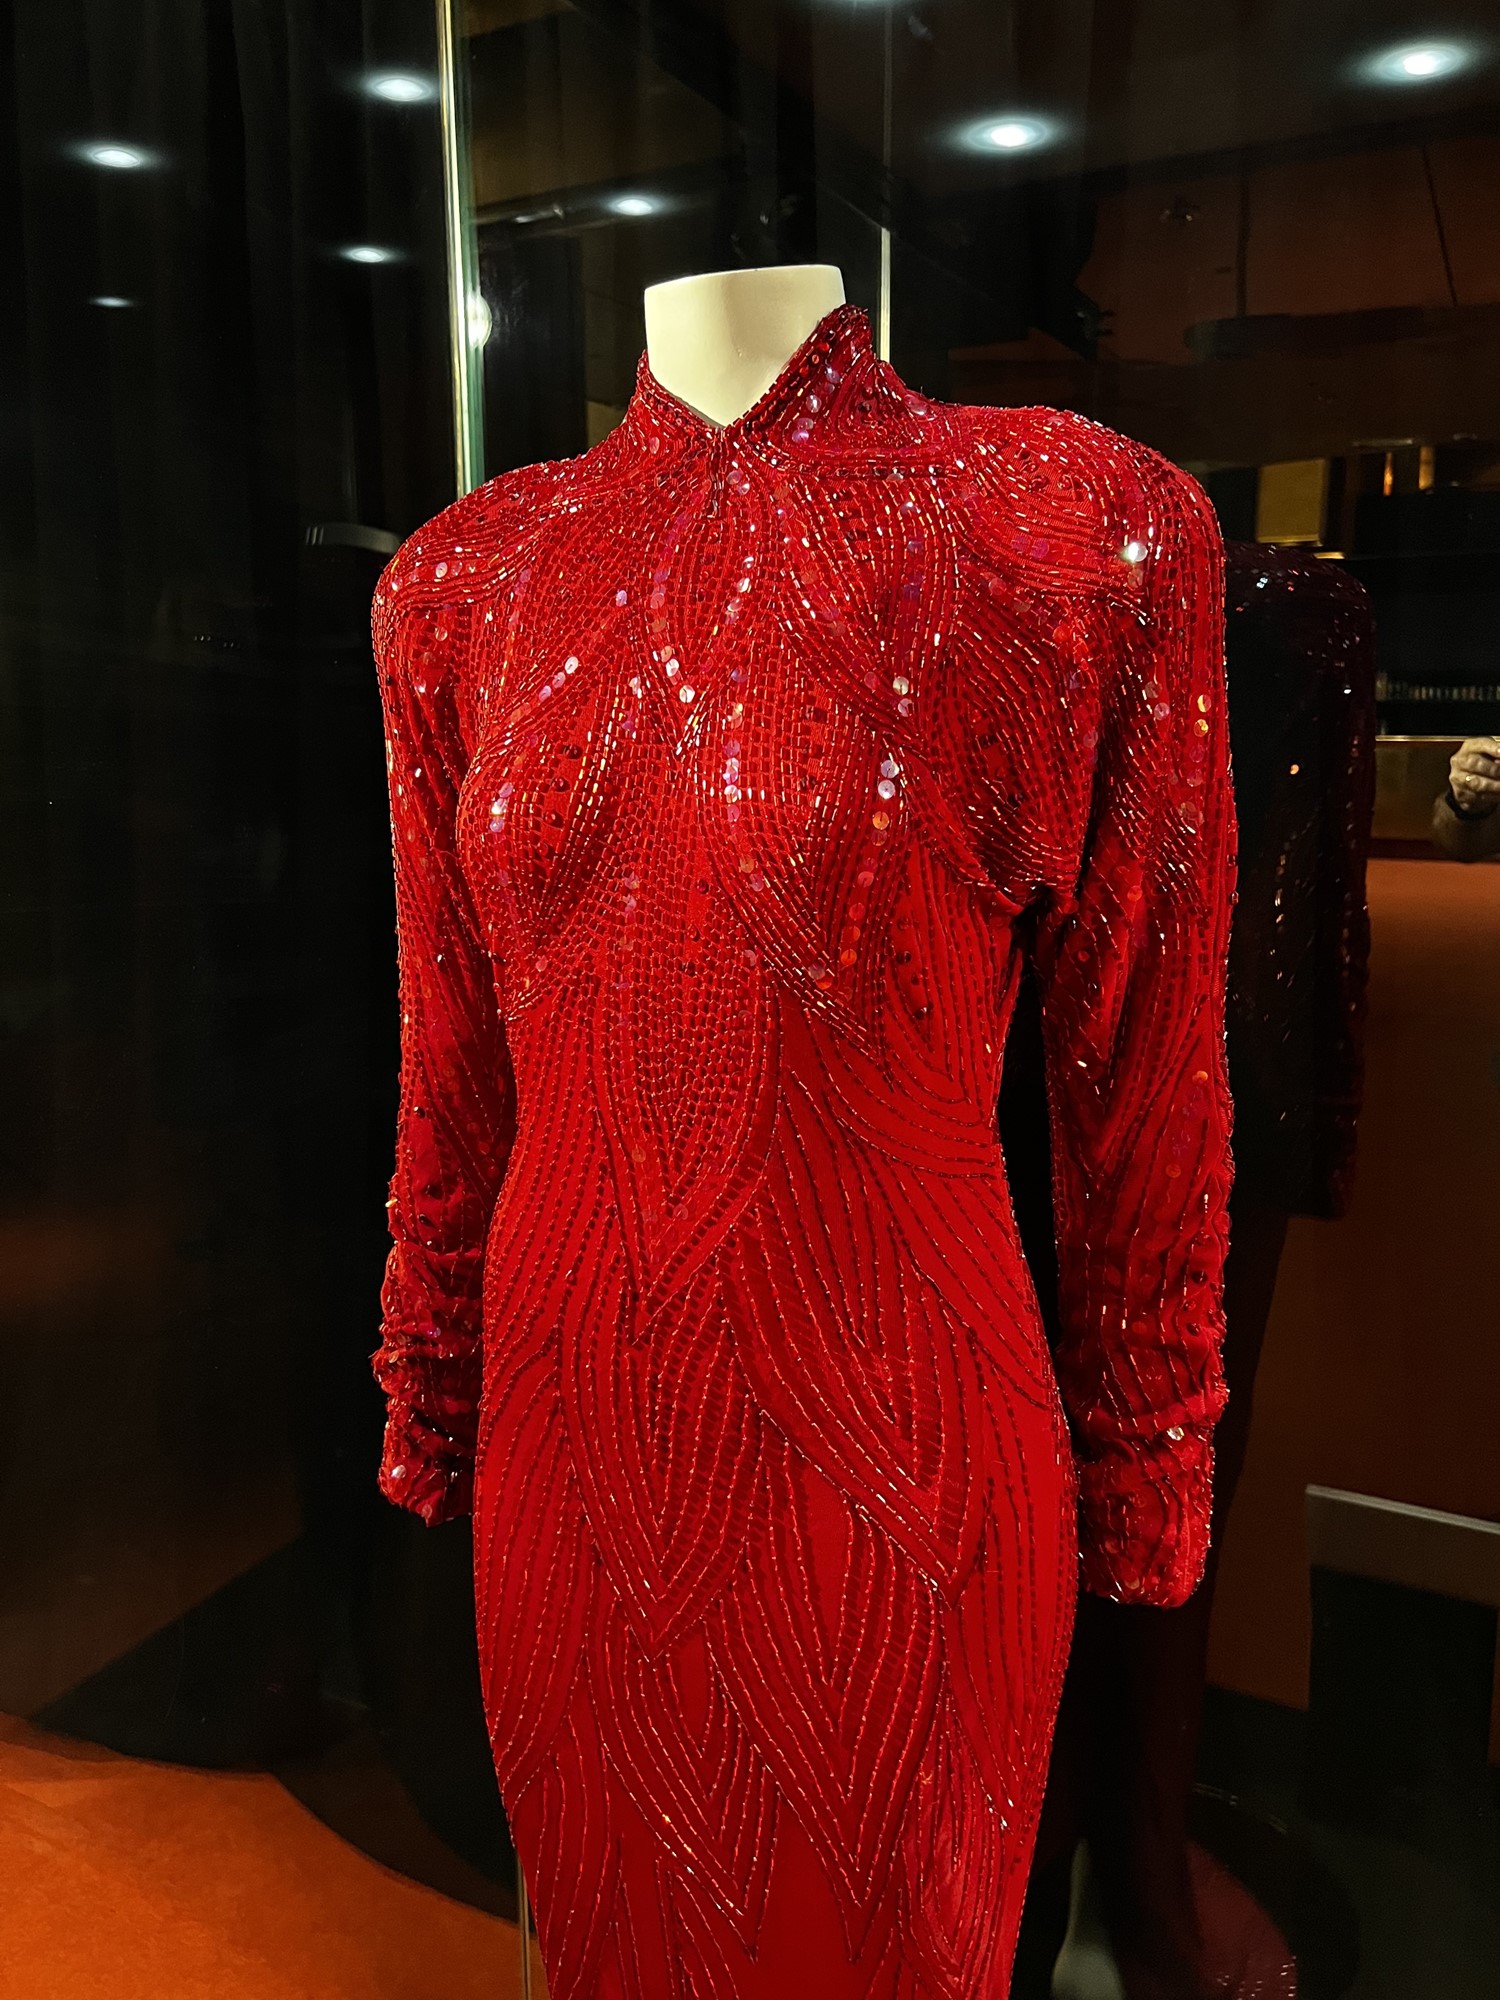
[468, 293, 493, 347]
[959, 111, 1059, 156]
[78, 141, 152, 170]
[364, 71, 436, 103]
[1363, 41, 1473, 85]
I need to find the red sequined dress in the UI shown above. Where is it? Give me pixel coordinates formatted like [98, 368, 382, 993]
[371, 304, 1234, 2000]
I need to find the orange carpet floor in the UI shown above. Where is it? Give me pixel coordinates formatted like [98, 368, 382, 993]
[0, 1714, 536, 1998]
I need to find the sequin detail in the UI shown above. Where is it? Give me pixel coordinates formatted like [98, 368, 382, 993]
[371, 303, 1234, 2000]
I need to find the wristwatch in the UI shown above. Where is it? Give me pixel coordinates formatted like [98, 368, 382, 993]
[1444, 783, 1496, 823]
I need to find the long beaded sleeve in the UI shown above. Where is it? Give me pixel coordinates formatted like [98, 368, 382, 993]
[371, 527, 518, 1526]
[1028, 441, 1234, 1607]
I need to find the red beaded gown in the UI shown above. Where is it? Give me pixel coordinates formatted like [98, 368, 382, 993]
[370, 304, 1234, 2000]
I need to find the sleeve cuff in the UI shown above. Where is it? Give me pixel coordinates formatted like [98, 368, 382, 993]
[1076, 1428, 1216, 1607]
[378, 1405, 476, 1526]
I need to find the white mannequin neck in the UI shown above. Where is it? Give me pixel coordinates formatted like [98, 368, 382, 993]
[643, 265, 847, 428]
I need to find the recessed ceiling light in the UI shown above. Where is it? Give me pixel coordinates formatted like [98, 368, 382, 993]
[1363, 41, 1473, 84]
[91, 295, 134, 308]
[609, 194, 658, 217]
[78, 141, 152, 170]
[364, 71, 435, 103]
[963, 114, 1055, 155]
[342, 244, 398, 265]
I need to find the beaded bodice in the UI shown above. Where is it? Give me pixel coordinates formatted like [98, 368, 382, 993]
[371, 302, 1234, 1612]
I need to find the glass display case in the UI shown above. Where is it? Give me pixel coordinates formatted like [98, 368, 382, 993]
[3, 4, 1497, 1997]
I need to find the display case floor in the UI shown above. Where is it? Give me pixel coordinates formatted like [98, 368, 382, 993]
[0, 1713, 522, 1999]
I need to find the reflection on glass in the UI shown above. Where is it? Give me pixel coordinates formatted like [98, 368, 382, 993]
[1361, 41, 1478, 87]
[455, 0, 887, 478]
[3, 2, 513, 1992]
[365, 69, 441, 104]
[74, 140, 155, 170]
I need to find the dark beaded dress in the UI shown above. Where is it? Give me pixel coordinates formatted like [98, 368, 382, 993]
[1222, 542, 1376, 1222]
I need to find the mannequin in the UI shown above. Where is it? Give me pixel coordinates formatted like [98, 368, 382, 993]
[642, 263, 846, 426]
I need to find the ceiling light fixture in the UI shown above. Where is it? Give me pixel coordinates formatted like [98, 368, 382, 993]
[78, 141, 152, 170]
[609, 193, 658, 217]
[91, 295, 135, 308]
[363, 71, 436, 103]
[341, 244, 399, 265]
[963, 114, 1055, 155]
[1362, 41, 1473, 84]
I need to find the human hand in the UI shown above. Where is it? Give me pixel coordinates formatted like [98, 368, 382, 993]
[1447, 736, 1500, 818]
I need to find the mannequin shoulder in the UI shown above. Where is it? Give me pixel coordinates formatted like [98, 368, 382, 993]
[945, 401, 1216, 556]
[377, 459, 578, 604]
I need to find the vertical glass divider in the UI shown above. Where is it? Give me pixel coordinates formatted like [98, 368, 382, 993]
[876, 3, 893, 362]
[436, 0, 484, 493]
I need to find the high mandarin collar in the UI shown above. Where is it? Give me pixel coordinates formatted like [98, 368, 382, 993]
[624, 302, 885, 459]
